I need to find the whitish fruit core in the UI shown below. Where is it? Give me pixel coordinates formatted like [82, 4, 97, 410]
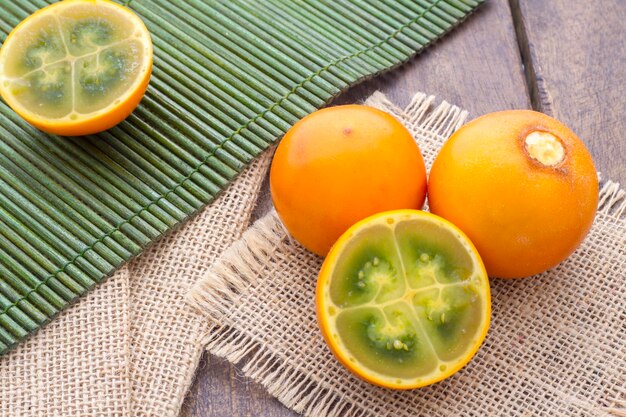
[0, 1, 151, 120]
[524, 131, 565, 166]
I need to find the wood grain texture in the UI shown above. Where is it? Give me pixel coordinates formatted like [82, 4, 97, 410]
[180, 1, 530, 416]
[335, 0, 530, 114]
[512, 0, 626, 184]
[180, 355, 295, 417]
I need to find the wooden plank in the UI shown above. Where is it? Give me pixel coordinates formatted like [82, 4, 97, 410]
[512, 0, 626, 184]
[336, 0, 530, 114]
[180, 1, 530, 416]
[180, 355, 294, 417]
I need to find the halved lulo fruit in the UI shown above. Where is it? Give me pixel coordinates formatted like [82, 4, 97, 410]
[0, 0, 152, 136]
[316, 210, 491, 389]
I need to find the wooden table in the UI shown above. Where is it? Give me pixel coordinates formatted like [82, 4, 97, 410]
[181, 1, 625, 415]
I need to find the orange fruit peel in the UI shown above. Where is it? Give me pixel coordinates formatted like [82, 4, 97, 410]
[428, 110, 598, 278]
[316, 210, 491, 389]
[270, 105, 427, 256]
[0, 0, 153, 136]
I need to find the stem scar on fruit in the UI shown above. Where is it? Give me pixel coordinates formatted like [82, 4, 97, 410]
[524, 131, 565, 167]
[518, 126, 570, 174]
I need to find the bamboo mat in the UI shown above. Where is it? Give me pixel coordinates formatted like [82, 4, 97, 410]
[0, 0, 483, 353]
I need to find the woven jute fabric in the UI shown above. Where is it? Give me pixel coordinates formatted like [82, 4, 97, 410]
[0, 267, 132, 417]
[190, 92, 626, 417]
[0, 152, 271, 417]
[127, 151, 272, 417]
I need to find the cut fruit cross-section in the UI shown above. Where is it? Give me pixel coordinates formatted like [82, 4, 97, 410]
[0, 0, 152, 136]
[316, 210, 491, 389]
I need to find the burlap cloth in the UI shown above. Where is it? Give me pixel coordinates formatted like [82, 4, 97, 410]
[0, 151, 272, 417]
[190, 92, 626, 417]
[0, 268, 132, 417]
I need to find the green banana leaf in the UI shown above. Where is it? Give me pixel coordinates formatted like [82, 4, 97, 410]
[0, 0, 483, 354]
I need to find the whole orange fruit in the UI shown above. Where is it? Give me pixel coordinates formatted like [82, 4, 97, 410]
[428, 110, 598, 279]
[270, 105, 427, 256]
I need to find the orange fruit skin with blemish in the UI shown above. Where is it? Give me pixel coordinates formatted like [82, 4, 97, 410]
[428, 110, 598, 279]
[270, 105, 427, 256]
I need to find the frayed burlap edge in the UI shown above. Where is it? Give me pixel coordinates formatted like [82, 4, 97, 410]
[187, 93, 468, 417]
[191, 213, 365, 417]
[188, 92, 626, 417]
[189, 187, 626, 417]
[190, 185, 626, 417]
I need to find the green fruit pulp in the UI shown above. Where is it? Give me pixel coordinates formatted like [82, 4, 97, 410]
[324, 215, 488, 383]
[0, 2, 148, 119]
